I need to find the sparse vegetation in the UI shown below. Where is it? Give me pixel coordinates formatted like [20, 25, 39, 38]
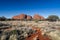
[0, 19, 60, 40]
[34, 20, 39, 23]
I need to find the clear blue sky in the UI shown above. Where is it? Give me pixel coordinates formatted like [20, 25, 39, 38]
[0, 0, 60, 18]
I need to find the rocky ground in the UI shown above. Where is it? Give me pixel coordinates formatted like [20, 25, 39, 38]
[0, 21, 60, 40]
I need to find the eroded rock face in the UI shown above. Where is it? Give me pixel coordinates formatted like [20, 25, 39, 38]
[27, 15, 32, 20]
[18, 14, 27, 20]
[12, 14, 27, 20]
[12, 16, 19, 19]
[33, 14, 45, 20]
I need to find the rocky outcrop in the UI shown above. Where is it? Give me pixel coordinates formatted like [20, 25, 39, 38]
[12, 14, 27, 20]
[18, 14, 27, 20]
[27, 15, 32, 20]
[12, 14, 32, 20]
[12, 14, 45, 20]
[33, 14, 45, 20]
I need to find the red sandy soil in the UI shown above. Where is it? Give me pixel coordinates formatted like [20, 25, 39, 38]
[26, 27, 51, 40]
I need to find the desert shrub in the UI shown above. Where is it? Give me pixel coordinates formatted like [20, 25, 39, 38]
[10, 30, 17, 34]
[47, 15, 59, 21]
[34, 20, 39, 23]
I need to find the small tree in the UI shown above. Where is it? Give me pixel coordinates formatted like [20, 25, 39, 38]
[0, 16, 7, 21]
[47, 15, 59, 21]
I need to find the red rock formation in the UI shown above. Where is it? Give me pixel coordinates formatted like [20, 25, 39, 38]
[12, 14, 44, 20]
[12, 16, 19, 19]
[18, 14, 27, 20]
[27, 15, 32, 20]
[12, 14, 27, 20]
[33, 14, 45, 20]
